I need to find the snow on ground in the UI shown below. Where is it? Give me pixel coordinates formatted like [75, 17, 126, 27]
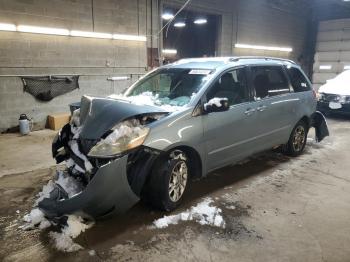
[152, 198, 225, 229]
[21, 170, 92, 252]
[49, 215, 94, 252]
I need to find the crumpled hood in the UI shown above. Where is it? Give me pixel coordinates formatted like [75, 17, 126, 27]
[79, 96, 167, 140]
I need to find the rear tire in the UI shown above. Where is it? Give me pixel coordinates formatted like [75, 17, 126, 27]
[144, 150, 189, 211]
[283, 121, 308, 157]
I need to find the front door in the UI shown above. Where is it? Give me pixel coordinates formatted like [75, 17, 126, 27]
[203, 67, 260, 172]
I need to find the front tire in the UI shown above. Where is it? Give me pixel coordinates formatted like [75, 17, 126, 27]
[145, 150, 189, 211]
[284, 121, 308, 157]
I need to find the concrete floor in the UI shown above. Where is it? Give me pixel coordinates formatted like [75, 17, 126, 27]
[1, 117, 350, 262]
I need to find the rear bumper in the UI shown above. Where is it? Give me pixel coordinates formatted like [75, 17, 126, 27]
[39, 155, 139, 219]
[317, 101, 350, 115]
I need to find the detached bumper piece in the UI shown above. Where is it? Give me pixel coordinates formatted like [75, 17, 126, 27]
[311, 111, 329, 142]
[39, 155, 139, 219]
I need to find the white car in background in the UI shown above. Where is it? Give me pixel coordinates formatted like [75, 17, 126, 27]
[317, 70, 350, 115]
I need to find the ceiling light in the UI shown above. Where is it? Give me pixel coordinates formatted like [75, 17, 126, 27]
[113, 34, 146, 41]
[0, 23, 16, 31]
[162, 49, 177, 55]
[194, 19, 207, 25]
[17, 25, 69, 36]
[162, 13, 174, 20]
[235, 43, 293, 52]
[174, 22, 186, 28]
[319, 65, 332, 70]
[70, 30, 112, 39]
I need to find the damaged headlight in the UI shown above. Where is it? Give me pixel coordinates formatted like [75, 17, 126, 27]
[88, 122, 150, 158]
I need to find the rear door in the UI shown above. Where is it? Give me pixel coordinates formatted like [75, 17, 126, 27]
[247, 65, 299, 151]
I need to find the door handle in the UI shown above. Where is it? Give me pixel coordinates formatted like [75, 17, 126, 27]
[257, 105, 267, 112]
[244, 108, 256, 116]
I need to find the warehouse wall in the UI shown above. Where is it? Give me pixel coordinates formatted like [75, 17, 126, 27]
[233, 0, 309, 63]
[163, 0, 310, 66]
[312, 19, 350, 91]
[0, 0, 311, 132]
[0, 0, 148, 132]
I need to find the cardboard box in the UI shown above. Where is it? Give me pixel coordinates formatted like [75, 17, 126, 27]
[48, 113, 70, 131]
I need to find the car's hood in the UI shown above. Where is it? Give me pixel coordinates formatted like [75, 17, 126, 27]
[319, 80, 350, 96]
[79, 96, 167, 140]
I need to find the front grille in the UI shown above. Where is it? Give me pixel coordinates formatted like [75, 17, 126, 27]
[321, 93, 340, 102]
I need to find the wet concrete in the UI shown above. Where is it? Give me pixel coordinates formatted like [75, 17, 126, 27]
[1, 117, 350, 262]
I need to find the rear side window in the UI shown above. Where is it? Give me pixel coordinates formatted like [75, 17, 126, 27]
[286, 67, 311, 92]
[251, 66, 290, 99]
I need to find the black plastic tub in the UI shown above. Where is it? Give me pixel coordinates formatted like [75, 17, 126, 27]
[69, 102, 81, 115]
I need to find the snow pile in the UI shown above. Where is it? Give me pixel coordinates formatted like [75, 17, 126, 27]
[21, 208, 51, 230]
[204, 97, 228, 110]
[103, 119, 144, 145]
[49, 215, 93, 252]
[69, 112, 93, 173]
[21, 170, 90, 252]
[319, 70, 350, 96]
[152, 198, 225, 229]
[108, 92, 191, 112]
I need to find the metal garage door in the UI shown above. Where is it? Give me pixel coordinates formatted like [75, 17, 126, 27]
[313, 19, 350, 91]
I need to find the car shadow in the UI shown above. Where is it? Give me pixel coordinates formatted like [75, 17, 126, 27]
[47, 149, 293, 256]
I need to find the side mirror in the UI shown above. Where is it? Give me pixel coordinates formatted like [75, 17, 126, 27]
[203, 98, 229, 113]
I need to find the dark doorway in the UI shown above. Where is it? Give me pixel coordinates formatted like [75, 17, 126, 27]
[162, 7, 220, 61]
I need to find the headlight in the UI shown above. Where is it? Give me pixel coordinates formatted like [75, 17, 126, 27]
[339, 95, 350, 104]
[317, 92, 324, 101]
[88, 125, 150, 158]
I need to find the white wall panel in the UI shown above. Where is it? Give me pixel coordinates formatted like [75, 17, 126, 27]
[313, 19, 350, 86]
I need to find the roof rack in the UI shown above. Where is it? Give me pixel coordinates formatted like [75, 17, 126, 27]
[229, 56, 296, 64]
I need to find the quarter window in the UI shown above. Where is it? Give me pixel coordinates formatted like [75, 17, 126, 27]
[251, 66, 290, 99]
[287, 67, 311, 92]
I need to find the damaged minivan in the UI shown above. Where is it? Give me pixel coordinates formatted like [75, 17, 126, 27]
[40, 57, 329, 219]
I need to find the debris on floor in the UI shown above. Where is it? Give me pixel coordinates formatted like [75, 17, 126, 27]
[21, 168, 92, 252]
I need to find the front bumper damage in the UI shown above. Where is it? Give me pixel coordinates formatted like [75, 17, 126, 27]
[39, 155, 139, 219]
[39, 123, 159, 220]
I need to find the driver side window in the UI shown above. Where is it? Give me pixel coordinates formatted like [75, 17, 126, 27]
[207, 68, 249, 106]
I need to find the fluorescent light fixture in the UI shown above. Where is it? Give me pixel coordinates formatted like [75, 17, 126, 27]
[194, 19, 207, 25]
[235, 43, 293, 52]
[319, 65, 332, 70]
[70, 30, 112, 39]
[113, 34, 146, 41]
[107, 76, 130, 81]
[162, 13, 174, 20]
[162, 49, 177, 55]
[344, 65, 350, 70]
[0, 23, 16, 31]
[0, 22, 146, 42]
[174, 22, 186, 28]
[17, 25, 69, 36]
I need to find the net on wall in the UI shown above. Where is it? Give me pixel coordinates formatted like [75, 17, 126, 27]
[22, 75, 79, 101]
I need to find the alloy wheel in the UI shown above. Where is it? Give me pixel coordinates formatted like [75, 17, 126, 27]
[168, 161, 188, 202]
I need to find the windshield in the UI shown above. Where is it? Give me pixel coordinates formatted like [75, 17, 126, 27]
[125, 68, 212, 107]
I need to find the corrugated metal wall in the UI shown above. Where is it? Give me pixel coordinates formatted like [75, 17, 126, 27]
[313, 19, 350, 90]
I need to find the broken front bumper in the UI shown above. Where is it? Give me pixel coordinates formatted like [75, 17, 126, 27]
[39, 155, 139, 219]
